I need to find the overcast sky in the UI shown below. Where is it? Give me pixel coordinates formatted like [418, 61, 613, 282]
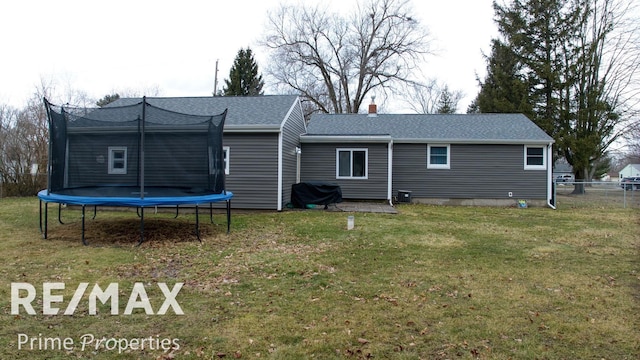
[0, 0, 496, 112]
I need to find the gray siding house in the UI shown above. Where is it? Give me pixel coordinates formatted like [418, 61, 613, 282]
[300, 110, 555, 207]
[111, 96, 306, 210]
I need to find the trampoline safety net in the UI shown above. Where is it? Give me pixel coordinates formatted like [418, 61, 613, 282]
[44, 97, 228, 197]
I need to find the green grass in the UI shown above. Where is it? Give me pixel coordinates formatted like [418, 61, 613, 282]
[0, 197, 638, 359]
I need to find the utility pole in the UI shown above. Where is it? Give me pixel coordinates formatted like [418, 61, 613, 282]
[213, 59, 219, 96]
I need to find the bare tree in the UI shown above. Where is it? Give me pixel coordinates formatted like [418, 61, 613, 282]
[401, 80, 463, 114]
[489, 0, 640, 193]
[563, 0, 640, 190]
[116, 85, 162, 99]
[0, 99, 47, 196]
[0, 77, 98, 196]
[262, 0, 432, 114]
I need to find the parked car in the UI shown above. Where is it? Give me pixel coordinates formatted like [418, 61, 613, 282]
[555, 174, 574, 183]
[620, 177, 640, 190]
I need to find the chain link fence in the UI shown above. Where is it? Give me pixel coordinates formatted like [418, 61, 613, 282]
[554, 181, 640, 209]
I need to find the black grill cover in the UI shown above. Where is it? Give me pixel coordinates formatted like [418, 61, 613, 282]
[291, 182, 342, 208]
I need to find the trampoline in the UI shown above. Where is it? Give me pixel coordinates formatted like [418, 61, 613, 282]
[39, 97, 233, 245]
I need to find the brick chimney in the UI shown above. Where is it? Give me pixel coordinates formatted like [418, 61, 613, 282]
[368, 95, 377, 117]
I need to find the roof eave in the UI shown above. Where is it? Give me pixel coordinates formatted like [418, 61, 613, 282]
[224, 124, 282, 133]
[300, 135, 392, 143]
[393, 138, 555, 145]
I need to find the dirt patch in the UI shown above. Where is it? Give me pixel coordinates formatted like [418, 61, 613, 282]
[49, 217, 221, 246]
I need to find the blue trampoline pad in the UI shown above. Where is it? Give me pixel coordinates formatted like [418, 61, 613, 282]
[38, 187, 233, 207]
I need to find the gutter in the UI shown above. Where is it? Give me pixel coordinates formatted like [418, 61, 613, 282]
[387, 139, 394, 207]
[394, 138, 554, 145]
[300, 134, 392, 143]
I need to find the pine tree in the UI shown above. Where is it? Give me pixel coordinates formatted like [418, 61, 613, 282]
[223, 48, 264, 96]
[96, 93, 120, 107]
[473, 39, 533, 117]
[484, 0, 638, 193]
[435, 85, 457, 114]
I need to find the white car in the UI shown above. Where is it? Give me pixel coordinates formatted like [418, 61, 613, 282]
[555, 175, 573, 183]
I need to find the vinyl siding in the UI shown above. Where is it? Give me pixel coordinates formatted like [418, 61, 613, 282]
[393, 143, 548, 199]
[280, 103, 306, 208]
[144, 133, 209, 187]
[67, 133, 215, 189]
[300, 143, 388, 199]
[221, 133, 279, 209]
[67, 133, 140, 187]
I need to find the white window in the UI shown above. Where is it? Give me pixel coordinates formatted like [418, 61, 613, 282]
[108, 146, 127, 174]
[524, 145, 546, 170]
[427, 144, 450, 169]
[223, 146, 230, 175]
[209, 146, 230, 175]
[336, 148, 368, 179]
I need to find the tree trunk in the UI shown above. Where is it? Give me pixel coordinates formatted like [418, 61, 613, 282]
[571, 169, 586, 194]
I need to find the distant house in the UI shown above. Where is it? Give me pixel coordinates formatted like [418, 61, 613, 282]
[111, 96, 306, 210]
[299, 104, 555, 207]
[619, 164, 640, 179]
[553, 158, 573, 177]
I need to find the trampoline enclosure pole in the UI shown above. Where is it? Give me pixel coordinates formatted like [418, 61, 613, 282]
[140, 97, 146, 200]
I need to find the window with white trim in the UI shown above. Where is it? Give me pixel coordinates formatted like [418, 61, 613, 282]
[223, 146, 230, 175]
[524, 145, 546, 170]
[209, 146, 230, 175]
[108, 146, 127, 174]
[336, 148, 368, 179]
[427, 144, 450, 169]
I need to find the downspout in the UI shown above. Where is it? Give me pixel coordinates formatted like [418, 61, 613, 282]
[547, 142, 556, 209]
[387, 139, 394, 207]
[277, 132, 283, 211]
[295, 147, 301, 183]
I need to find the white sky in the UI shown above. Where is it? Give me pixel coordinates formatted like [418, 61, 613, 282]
[0, 0, 496, 112]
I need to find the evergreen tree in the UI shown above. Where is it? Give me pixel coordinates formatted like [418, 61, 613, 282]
[492, 0, 577, 139]
[479, 0, 638, 193]
[436, 85, 457, 114]
[96, 93, 120, 107]
[473, 39, 533, 117]
[223, 48, 264, 96]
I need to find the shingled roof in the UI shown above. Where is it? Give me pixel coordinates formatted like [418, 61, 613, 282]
[110, 95, 300, 130]
[303, 113, 554, 144]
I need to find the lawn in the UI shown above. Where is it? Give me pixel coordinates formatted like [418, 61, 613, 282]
[0, 197, 638, 359]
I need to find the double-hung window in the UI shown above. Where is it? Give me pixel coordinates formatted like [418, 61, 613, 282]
[427, 144, 450, 169]
[209, 146, 230, 175]
[336, 148, 368, 179]
[524, 145, 546, 170]
[223, 146, 230, 175]
[108, 146, 127, 174]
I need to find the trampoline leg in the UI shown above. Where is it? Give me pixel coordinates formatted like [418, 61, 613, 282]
[58, 203, 65, 224]
[138, 207, 145, 246]
[39, 200, 43, 234]
[209, 202, 214, 224]
[81, 205, 87, 246]
[174, 205, 179, 219]
[44, 202, 49, 239]
[195, 205, 202, 242]
[226, 199, 231, 234]
[92, 206, 97, 220]
[39, 200, 48, 239]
